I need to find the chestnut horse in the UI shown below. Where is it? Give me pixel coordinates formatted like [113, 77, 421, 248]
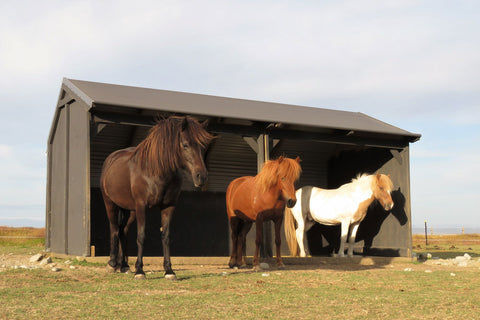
[226, 156, 301, 270]
[284, 173, 394, 257]
[100, 116, 213, 280]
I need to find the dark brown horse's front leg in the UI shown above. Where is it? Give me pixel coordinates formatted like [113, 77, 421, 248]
[161, 206, 176, 280]
[117, 210, 136, 273]
[103, 198, 119, 271]
[134, 205, 146, 280]
[274, 216, 285, 269]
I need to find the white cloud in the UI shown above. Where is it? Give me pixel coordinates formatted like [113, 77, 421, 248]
[0, 0, 479, 227]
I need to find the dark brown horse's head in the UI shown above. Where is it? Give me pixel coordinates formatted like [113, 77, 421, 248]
[132, 116, 213, 187]
[372, 173, 394, 211]
[178, 117, 213, 187]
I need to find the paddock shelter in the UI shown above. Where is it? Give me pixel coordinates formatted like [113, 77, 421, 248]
[46, 78, 420, 258]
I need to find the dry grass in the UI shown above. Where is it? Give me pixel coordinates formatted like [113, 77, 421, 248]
[0, 226, 45, 249]
[0, 229, 479, 319]
[412, 233, 480, 259]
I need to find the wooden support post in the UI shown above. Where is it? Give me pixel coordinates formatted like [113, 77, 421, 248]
[258, 134, 273, 258]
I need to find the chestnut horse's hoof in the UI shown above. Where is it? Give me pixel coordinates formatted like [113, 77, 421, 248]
[253, 265, 262, 272]
[277, 263, 286, 270]
[134, 273, 146, 280]
[165, 274, 177, 281]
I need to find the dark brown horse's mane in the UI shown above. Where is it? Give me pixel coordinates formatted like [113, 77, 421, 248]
[255, 157, 302, 193]
[131, 116, 213, 176]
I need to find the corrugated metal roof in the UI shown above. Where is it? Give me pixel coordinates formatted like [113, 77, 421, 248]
[62, 78, 420, 142]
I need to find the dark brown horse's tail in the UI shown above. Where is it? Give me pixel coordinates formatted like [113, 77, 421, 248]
[284, 207, 299, 256]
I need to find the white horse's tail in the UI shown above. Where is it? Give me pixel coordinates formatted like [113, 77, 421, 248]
[284, 206, 299, 256]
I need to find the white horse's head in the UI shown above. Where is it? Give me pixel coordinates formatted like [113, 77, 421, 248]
[372, 173, 394, 211]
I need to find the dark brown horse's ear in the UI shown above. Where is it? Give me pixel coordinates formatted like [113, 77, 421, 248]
[181, 117, 188, 131]
[295, 156, 301, 163]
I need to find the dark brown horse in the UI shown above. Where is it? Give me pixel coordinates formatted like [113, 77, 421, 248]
[226, 156, 301, 271]
[100, 116, 213, 280]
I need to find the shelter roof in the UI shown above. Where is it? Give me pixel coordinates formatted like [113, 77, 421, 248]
[60, 78, 420, 144]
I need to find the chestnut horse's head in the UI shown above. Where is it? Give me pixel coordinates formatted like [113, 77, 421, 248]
[372, 173, 394, 211]
[258, 156, 302, 208]
[178, 117, 214, 188]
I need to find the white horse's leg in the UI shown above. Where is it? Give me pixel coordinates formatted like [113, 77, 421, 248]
[336, 221, 349, 257]
[293, 207, 307, 257]
[296, 221, 306, 257]
[347, 223, 360, 257]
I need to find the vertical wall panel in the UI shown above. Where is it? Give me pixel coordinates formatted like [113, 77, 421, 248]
[49, 107, 67, 253]
[67, 103, 90, 256]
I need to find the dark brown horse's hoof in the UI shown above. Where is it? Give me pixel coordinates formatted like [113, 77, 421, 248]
[106, 265, 116, 273]
[165, 274, 177, 281]
[120, 266, 131, 274]
[238, 264, 248, 269]
[134, 273, 146, 280]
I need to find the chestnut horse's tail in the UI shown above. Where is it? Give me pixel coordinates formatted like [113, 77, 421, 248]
[284, 206, 299, 257]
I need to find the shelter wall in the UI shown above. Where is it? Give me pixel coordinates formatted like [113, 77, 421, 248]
[47, 102, 90, 256]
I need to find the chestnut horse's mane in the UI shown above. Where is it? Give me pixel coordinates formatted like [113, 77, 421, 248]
[255, 157, 302, 193]
[131, 116, 213, 177]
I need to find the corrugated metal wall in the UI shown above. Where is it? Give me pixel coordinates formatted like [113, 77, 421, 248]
[204, 133, 257, 192]
[272, 139, 336, 189]
[90, 123, 137, 188]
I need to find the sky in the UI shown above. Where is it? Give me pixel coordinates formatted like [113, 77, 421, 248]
[0, 0, 479, 230]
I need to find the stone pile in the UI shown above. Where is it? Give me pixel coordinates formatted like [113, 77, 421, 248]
[423, 253, 480, 267]
[0, 253, 61, 272]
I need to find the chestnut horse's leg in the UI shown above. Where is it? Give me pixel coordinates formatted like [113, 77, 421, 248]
[253, 217, 264, 271]
[161, 206, 176, 280]
[228, 217, 240, 268]
[237, 220, 252, 268]
[273, 216, 285, 269]
[134, 204, 146, 279]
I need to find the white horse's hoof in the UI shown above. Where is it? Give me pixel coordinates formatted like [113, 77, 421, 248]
[165, 274, 177, 281]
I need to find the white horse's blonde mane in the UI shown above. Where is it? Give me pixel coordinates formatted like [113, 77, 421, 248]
[352, 173, 370, 182]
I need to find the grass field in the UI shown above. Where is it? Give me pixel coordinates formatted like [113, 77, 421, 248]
[1, 227, 479, 319]
[412, 233, 480, 259]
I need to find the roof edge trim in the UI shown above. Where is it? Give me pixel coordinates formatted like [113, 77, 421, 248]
[62, 78, 94, 108]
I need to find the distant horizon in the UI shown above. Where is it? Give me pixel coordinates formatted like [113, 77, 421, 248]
[2, 218, 479, 236]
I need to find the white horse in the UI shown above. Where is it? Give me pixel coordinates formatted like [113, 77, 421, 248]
[284, 173, 394, 257]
